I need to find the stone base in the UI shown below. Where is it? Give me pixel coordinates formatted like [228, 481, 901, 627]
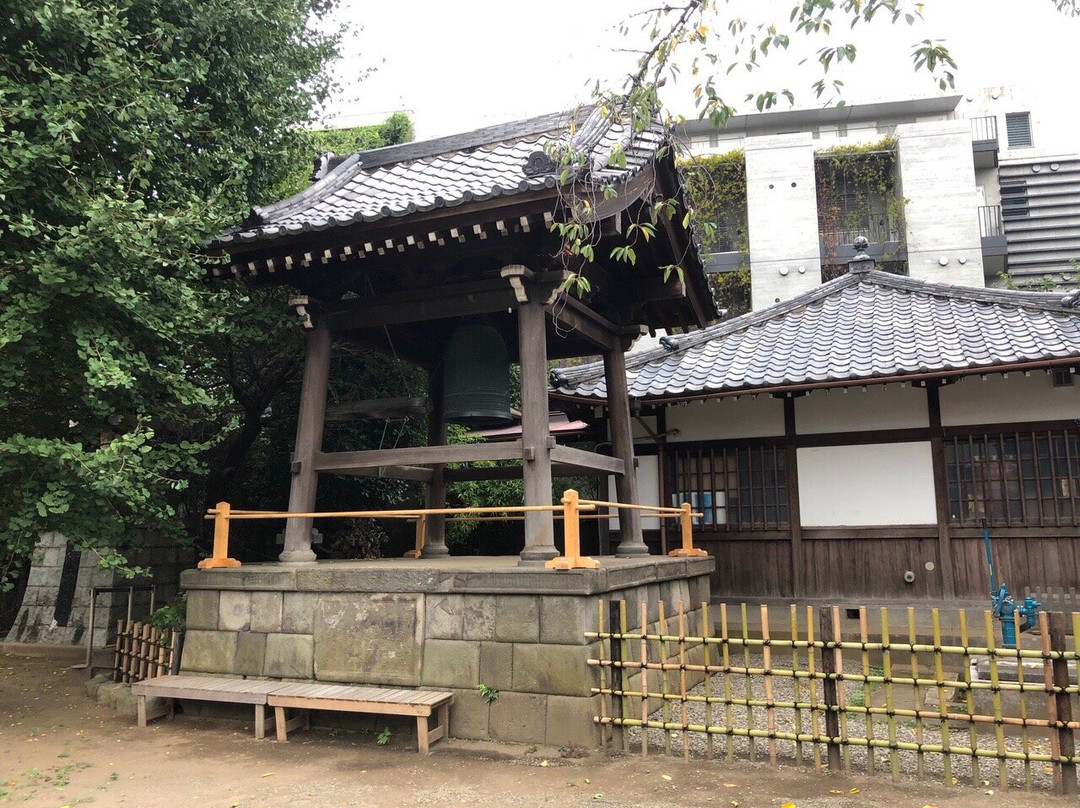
[179, 555, 714, 747]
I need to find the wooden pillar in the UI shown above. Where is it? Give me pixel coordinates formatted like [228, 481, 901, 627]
[784, 396, 804, 599]
[281, 318, 331, 562]
[517, 299, 557, 564]
[422, 368, 449, 557]
[927, 382, 957, 598]
[605, 348, 646, 556]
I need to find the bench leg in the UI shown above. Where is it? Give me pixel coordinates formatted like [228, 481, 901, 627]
[416, 715, 430, 754]
[137, 695, 173, 728]
[275, 706, 288, 742]
[255, 704, 275, 740]
[137, 695, 147, 728]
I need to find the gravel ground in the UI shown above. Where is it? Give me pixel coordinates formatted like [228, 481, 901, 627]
[619, 649, 1064, 792]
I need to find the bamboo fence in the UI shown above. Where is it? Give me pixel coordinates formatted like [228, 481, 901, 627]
[589, 602, 1079, 795]
[113, 620, 180, 684]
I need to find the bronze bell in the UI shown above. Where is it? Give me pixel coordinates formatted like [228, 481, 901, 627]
[442, 323, 512, 427]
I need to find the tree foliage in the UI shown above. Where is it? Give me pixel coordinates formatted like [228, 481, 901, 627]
[0, 0, 340, 586]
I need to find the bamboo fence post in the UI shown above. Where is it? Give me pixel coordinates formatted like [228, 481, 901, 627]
[742, 603, 756, 763]
[984, 610, 1009, 789]
[908, 607, 925, 779]
[806, 605, 822, 771]
[598, 600, 610, 750]
[1047, 612, 1077, 795]
[659, 601, 671, 756]
[931, 609, 953, 786]
[833, 607, 849, 773]
[859, 607, 875, 774]
[640, 601, 649, 759]
[112, 619, 124, 683]
[959, 609, 980, 785]
[819, 607, 842, 773]
[678, 604, 690, 762]
[702, 602, 715, 760]
[881, 607, 900, 782]
[721, 603, 734, 762]
[618, 600, 629, 753]
[761, 604, 777, 766]
[791, 604, 804, 766]
[1015, 611, 1032, 789]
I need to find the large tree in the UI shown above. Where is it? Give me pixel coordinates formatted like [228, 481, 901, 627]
[0, 0, 339, 585]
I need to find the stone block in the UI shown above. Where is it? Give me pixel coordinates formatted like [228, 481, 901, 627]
[462, 595, 496, 640]
[181, 567, 297, 591]
[85, 673, 112, 700]
[282, 591, 316, 634]
[489, 691, 547, 743]
[425, 594, 463, 639]
[445, 686, 489, 740]
[479, 641, 513, 693]
[218, 591, 252, 631]
[250, 592, 283, 634]
[494, 595, 539, 643]
[234, 632, 267, 676]
[185, 591, 219, 631]
[539, 595, 594, 646]
[181, 630, 237, 673]
[265, 634, 313, 679]
[546, 695, 601, 748]
[512, 642, 597, 697]
[421, 639, 479, 689]
[313, 593, 422, 685]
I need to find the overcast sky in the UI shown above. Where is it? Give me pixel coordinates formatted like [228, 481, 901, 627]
[321, 1, 1078, 140]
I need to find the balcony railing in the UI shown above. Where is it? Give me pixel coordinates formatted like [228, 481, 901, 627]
[978, 205, 1004, 238]
[971, 115, 999, 143]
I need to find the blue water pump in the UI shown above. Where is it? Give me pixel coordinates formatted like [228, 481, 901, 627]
[983, 518, 1040, 648]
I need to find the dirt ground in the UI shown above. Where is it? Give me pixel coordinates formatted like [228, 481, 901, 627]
[0, 647, 1071, 808]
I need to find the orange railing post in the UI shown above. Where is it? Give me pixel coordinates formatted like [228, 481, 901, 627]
[668, 501, 708, 558]
[404, 513, 426, 558]
[546, 489, 600, 570]
[197, 501, 242, 569]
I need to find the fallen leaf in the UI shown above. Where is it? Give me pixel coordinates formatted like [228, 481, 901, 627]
[593, 794, 603, 800]
[261, 772, 274, 778]
[584, 778, 590, 784]
[985, 790, 994, 796]
[920, 804, 939, 808]
[723, 783, 737, 788]
[540, 759, 549, 767]
[781, 803, 796, 808]
[849, 788, 860, 794]
[829, 790, 843, 795]
[661, 774, 672, 781]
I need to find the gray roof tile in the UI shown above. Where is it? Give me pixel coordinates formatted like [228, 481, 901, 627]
[213, 108, 665, 247]
[551, 271, 1080, 400]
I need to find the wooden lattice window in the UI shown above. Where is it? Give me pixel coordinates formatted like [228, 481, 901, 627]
[945, 430, 1080, 527]
[671, 445, 789, 530]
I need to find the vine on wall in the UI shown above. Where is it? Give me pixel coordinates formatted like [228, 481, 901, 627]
[814, 136, 906, 275]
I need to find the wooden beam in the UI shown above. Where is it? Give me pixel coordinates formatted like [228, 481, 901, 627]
[518, 298, 558, 563]
[546, 293, 619, 350]
[549, 444, 625, 475]
[327, 284, 520, 331]
[325, 397, 431, 421]
[281, 320, 331, 562]
[784, 396, 804, 599]
[444, 462, 613, 483]
[927, 382, 957, 599]
[424, 368, 449, 557]
[328, 465, 435, 483]
[605, 349, 646, 555]
[313, 440, 526, 471]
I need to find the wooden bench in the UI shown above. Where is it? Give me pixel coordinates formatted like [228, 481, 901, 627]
[268, 683, 453, 754]
[130, 675, 454, 753]
[131, 675, 283, 739]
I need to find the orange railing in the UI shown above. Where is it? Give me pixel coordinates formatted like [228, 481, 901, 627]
[199, 490, 705, 571]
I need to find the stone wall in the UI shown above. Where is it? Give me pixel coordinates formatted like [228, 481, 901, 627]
[6, 531, 195, 646]
[179, 556, 713, 748]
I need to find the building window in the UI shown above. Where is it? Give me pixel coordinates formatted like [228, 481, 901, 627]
[671, 445, 788, 530]
[1005, 112, 1033, 148]
[945, 430, 1080, 527]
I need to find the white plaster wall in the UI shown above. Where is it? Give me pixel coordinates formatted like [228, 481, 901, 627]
[796, 384, 930, 434]
[664, 396, 785, 442]
[608, 454, 660, 531]
[940, 372, 1080, 427]
[745, 133, 823, 310]
[896, 120, 985, 287]
[798, 442, 936, 526]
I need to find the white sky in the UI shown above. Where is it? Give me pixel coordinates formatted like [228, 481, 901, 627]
[321, 1, 1078, 140]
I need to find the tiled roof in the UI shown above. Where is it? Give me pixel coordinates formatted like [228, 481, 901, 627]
[213, 108, 666, 247]
[550, 270, 1080, 400]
